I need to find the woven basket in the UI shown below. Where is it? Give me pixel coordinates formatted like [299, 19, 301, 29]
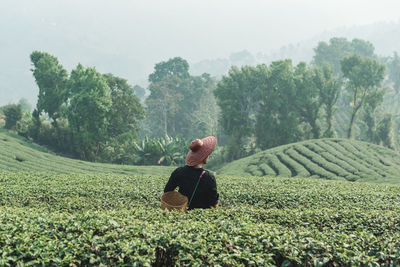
[161, 191, 188, 211]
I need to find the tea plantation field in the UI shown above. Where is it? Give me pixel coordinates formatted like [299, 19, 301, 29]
[1, 171, 400, 266]
[1, 131, 400, 265]
[219, 138, 400, 184]
[0, 130, 173, 175]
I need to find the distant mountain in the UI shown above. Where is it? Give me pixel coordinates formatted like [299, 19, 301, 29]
[1, 15, 399, 107]
[191, 21, 400, 77]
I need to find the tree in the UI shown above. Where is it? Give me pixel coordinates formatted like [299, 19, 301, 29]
[148, 57, 189, 83]
[350, 39, 375, 58]
[314, 37, 353, 76]
[3, 104, 23, 130]
[387, 52, 400, 94]
[145, 57, 214, 139]
[319, 64, 341, 137]
[178, 73, 217, 138]
[293, 62, 324, 138]
[341, 54, 386, 138]
[229, 50, 255, 66]
[214, 65, 260, 160]
[375, 114, 394, 148]
[216, 60, 339, 157]
[30, 51, 69, 126]
[103, 74, 145, 140]
[18, 98, 32, 112]
[314, 37, 375, 76]
[145, 77, 184, 137]
[191, 74, 220, 138]
[67, 64, 112, 161]
[146, 57, 190, 138]
[99, 74, 146, 164]
[255, 60, 301, 150]
[359, 89, 386, 142]
[0, 107, 4, 127]
[133, 85, 146, 101]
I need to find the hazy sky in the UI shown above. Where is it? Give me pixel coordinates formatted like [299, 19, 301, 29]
[1, 0, 400, 105]
[3, 0, 400, 61]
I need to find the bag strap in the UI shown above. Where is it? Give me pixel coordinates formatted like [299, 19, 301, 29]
[188, 170, 206, 209]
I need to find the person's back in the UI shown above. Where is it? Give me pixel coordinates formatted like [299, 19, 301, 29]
[163, 136, 219, 210]
[164, 165, 218, 209]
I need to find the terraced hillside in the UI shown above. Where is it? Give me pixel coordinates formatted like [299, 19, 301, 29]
[218, 138, 400, 183]
[0, 130, 173, 175]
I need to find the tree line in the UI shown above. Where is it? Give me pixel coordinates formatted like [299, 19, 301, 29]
[1, 37, 399, 166]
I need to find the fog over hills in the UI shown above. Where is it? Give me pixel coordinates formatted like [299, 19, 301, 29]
[191, 21, 400, 76]
[1, 0, 399, 106]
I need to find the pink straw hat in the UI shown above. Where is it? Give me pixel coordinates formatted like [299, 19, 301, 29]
[185, 136, 217, 166]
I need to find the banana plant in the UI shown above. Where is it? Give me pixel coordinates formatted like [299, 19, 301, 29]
[133, 135, 187, 165]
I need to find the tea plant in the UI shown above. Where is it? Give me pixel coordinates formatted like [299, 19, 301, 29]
[0, 131, 173, 175]
[1, 171, 400, 265]
[219, 138, 400, 184]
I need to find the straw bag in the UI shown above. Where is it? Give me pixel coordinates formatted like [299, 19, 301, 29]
[161, 170, 206, 211]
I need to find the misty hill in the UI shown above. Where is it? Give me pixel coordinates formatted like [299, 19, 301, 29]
[192, 21, 400, 77]
[218, 138, 400, 184]
[0, 130, 173, 175]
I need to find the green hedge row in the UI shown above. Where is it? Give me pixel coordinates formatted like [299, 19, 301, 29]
[1, 172, 400, 265]
[316, 141, 377, 178]
[280, 149, 311, 177]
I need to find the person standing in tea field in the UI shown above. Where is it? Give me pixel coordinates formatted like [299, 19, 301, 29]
[164, 136, 219, 210]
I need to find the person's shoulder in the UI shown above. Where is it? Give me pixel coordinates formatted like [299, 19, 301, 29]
[203, 169, 216, 180]
[174, 166, 185, 171]
[171, 166, 185, 176]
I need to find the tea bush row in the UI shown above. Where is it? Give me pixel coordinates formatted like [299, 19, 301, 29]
[1, 206, 400, 266]
[1, 171, 400, 265]
[2, 172, 400, 211]
[219, 139, 400, 183]
[0, 132, 173, 176]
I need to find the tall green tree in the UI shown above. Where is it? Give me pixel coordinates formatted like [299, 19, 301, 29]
[214, 65, 260, 160]
[341, 54, 386, 138]
[99, 74, 146, 164]
[18, 98, 32, 112]
[178, 73, 217, 138]
[148, 57, 189, 83]
[319, 65, 342, 137]
[133, 85, 146, 101]
[145, 76, 184, 137]
[359, 89, 386, 142]
[293, 62, 324, 138]
[375, 114, 394, 148]
[3, 104, 23, 130]
[387, 52, 400, 94]
[229, 50, 255, 66]
[30, 51, 69, 126]
[67, 64, 112, 161]
[350, 39, 375, 58]
[103, 74, 145, 140]
[192, 75, 220, 137]
[146, 57, 190, 138]
[314, 37, 375, 76]
[255, 60, 301, 150]
[145, 57, 214, 139]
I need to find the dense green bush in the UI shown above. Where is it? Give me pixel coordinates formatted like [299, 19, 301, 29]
[3, 104, 23, 130]
[133, 135, 188, 166]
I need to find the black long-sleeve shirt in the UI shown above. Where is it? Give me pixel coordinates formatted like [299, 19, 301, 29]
[164, 165, 219, 210]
